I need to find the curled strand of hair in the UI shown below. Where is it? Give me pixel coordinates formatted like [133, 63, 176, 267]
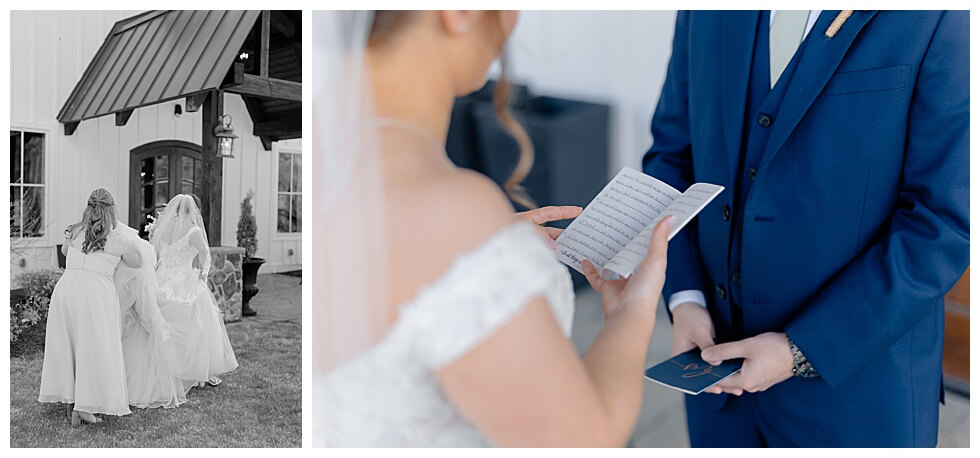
[493, 75, 536, 210]
[70, 188, 117, 254]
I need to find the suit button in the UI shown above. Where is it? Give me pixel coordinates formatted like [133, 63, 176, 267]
[732, 272, 741, 283]
[716, 285, 727, 300]
[748, 168, 757, 180]
[722, 205, 731, 221]
[757, 113, 772, 128]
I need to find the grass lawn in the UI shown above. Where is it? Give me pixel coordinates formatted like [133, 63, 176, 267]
[10, 274, 302, 447]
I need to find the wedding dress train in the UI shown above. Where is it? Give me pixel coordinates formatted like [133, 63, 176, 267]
[117, 223, 186, 409]
[155, 226, 239, 391]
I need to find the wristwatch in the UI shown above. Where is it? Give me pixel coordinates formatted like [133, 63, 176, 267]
[788, 337, 819, 378]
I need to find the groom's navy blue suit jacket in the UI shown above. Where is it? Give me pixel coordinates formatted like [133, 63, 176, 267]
[643, 10, 968, 446]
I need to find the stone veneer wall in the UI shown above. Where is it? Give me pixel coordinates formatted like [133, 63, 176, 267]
[208, 247, 244, 322]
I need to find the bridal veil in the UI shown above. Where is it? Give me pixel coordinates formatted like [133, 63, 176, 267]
[313, 10, 390, 445]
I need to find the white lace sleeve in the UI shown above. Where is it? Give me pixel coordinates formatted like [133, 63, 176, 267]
[188, 227, 211, 278]
[200, 249, 212, 279]
[398, 222, 573, 370]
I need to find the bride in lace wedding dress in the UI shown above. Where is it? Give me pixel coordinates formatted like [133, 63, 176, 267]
[314, 11, 675, 447]
[150, 195, 239, 392]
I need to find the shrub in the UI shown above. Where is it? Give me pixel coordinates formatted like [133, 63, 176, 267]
[17, 268, 62, 299]
[10, 268, 62, 345]
[10, 295, 49, 343]
[237, 189, 258, 259]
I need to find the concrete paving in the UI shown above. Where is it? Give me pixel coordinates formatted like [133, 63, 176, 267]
[244, 273, 302, 324]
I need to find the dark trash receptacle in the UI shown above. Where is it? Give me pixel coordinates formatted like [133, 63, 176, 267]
[447, 81, 610, 289]
[446, 81, 531, 172]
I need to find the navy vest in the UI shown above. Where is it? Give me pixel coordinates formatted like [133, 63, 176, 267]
[727, 11, 809, 337]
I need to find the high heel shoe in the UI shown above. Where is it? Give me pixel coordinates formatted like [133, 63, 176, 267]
[71, 411, 102, 427]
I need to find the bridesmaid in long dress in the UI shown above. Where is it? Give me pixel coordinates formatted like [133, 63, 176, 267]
[38, 188, 143, 426]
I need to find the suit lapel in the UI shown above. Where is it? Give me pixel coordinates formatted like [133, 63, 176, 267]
[719, 11, 759, 186]
[757, 10, 878, 173]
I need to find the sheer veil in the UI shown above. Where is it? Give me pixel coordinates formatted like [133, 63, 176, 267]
[313, 10, 388, 445]
[150, 194, 210, 250]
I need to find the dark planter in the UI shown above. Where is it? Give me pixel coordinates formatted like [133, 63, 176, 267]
[242, 257, 266, 317]
[56, 244, 67, 269]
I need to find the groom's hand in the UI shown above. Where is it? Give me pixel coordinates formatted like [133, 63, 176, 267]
[671, 302, 716, 356]
[515, 206, 583, 246]
[700, 332, 795, 396]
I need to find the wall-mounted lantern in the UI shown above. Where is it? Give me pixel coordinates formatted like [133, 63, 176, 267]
[214, 114, 239, 159]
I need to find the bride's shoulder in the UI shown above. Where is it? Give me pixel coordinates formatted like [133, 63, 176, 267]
[420, 168, 514, 236]
[391, 167, 517, 268]
[438, 168, 511, 214]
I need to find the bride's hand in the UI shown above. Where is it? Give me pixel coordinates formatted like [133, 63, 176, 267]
[581, 216, 673, 320]
[515, 206, 583, 247]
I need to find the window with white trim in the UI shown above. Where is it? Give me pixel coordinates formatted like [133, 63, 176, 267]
[277, 151, 301, 233]
[10, 130, 45, 238]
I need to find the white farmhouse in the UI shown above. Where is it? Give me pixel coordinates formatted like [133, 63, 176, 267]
[9, 10, 303, 296]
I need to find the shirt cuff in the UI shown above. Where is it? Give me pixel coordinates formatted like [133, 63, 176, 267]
[668, 290, 707, 313]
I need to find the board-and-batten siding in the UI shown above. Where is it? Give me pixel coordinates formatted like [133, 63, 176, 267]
[9, 10, 302, 282]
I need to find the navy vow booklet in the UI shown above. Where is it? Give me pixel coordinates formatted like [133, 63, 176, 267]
[644, 349, 742, 395]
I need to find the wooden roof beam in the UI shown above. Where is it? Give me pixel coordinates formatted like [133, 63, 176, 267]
[185, 92, 208, 112]
[260, 11, 270, 78]
[64, 122, 79, 136]
[270, 11, 296, 39]
[224, 73, 301, 102]
[252, 116, 301, 137]
[115, 109, 134, 127]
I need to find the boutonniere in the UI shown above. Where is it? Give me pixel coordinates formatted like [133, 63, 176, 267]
[824, 10, 854, 38]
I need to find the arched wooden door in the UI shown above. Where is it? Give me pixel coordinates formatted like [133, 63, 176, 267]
[129, 140, 204, 238]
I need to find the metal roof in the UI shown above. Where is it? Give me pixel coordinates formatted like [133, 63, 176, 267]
[57, 10, 261, 125]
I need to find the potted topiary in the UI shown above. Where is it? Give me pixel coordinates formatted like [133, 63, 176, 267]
[237, 190, 265, 317]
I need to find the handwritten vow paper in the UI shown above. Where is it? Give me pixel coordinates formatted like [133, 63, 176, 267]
[555, 167, 724, 280]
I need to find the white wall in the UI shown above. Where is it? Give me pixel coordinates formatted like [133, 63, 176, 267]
[501, 10, 677, 178]
[9, 10, 302, 280]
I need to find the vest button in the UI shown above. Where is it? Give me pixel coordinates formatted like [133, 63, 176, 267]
[748, 168, 757, 180]
[716, 285, 727, 300]
[732, 272, 741, 283]
[757, 113, 772, 128]
[722, 205, 731, 221]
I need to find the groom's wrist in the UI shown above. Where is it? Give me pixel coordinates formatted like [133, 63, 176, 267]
[668, 290, 707, 312]
[788, 336, 819, 379]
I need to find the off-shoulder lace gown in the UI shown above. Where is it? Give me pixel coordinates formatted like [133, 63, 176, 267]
[315, 222, 576, 447]
[156, 226, 238, 390]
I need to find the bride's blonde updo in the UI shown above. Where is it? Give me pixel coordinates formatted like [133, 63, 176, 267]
[66, 188, 118, 253]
